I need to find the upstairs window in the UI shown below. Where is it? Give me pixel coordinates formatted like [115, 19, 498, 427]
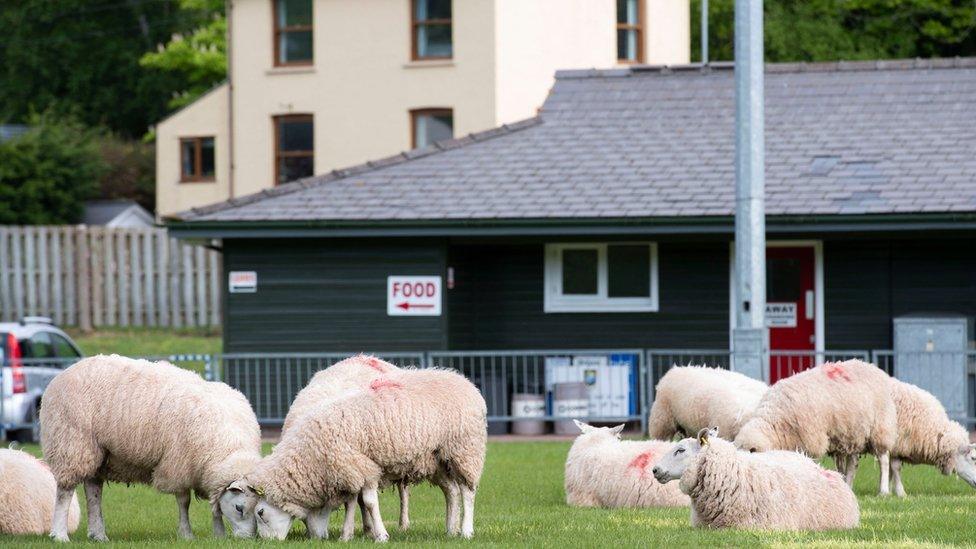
[180, 137, 216, 182]
[616, 0, 643, 63]
[544, 242, 659, 312]
[274, 115, 314, 184]
[410, 108, 453, 148]
[412, 0, 452, 60]
[274, 0, 313, 66]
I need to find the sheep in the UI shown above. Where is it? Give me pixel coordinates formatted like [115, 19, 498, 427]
[237, 367, 487, 542]
[41, 354, 262, 542]
[838, 378, 976, 496]
[281, 354, 409, 536]
[733, 359, 898, 495]
[0, 448, 80, 535]
[647, 366, 768, 440]
[652, 428, 859, 530]
[564, 420, 689, 508]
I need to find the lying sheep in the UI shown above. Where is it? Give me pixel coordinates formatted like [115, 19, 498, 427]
[238, 368, 487, 542]
[648, 366, 768, 440]
[0, 449, 80, 535]
[653, 428, 859, 530]
[42, 355, 262, 542]
[282, 355, 409, 536]
[839, 378, 976, 496]
[564, 420, 688, 508]
[733, 359, 898, 495]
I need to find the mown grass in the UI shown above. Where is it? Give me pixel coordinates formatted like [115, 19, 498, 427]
[4, 441, 976, 547]
[63, 328, 221, 375]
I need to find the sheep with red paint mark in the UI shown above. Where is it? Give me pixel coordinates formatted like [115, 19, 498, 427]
[653, 429, 859, 530]
[564, 420, 688, 508]
[647, 366, 768, 441]
[237, 368, 487, 542]
[280, 355, 411, 537]
[733, 359, 898, 495]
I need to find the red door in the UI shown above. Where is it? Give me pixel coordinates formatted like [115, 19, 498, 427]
[766, 246, 816, 383]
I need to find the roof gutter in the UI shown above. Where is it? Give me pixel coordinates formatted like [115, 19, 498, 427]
[166, 213, 976, 239]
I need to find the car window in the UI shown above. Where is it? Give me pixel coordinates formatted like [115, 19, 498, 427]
[28, 332, 56, 359]
[52, 334, 81, 358]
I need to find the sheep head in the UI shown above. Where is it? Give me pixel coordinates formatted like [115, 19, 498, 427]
[652, 427, 717, 486]
[953, 443, 976, 489]
[733, 418, 773, 454]
[228, 478, 296, 540]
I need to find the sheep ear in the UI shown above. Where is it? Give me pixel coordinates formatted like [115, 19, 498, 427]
[697, 428, 711, 446]
[573, 419, 592, 433]
[609, 424, 625, 435]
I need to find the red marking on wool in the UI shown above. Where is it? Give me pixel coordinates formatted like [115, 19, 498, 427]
[627, 451, 655, 475]
[364, 357, 388, 373]
[824, 363, 853, 382]
[370, 379, 402, 391]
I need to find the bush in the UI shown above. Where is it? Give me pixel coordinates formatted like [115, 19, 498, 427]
[97, 136, 156, 213]
[0, 114, 105, 225]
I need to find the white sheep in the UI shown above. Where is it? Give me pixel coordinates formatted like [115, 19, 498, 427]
[647, 366, 768, 440]
[0, 448, 80, 535]
[238, 368, 487, 542]
[564, 420, 688, 508]
[281, 355, 409, 537]
[653, 428, 859, 530]
[41, 354, 262, 542]
[733, 359, 898, 495]
[837, 378, 976, 496]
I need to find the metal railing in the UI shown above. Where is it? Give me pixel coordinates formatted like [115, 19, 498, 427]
[5, 348, 976, 439]
[217, 353, 425, 424]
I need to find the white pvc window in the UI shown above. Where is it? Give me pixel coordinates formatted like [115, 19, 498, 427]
[544, 242, 659, 313]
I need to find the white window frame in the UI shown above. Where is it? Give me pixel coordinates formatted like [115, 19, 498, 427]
[544, 242, 659, 313]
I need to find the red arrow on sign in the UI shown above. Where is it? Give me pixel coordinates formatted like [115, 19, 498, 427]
[397, 302, 434, 311]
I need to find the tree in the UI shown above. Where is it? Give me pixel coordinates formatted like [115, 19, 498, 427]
[140, 0, 226, 110]
[690, 0, 976, 63]
[97, 136, 156, 212]
[0, 1, 205, 138]
[0, 114, 105, 225]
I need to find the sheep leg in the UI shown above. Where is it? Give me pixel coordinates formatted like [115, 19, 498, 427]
[358, 493, 374, 538]
[340, 494, 358, 541]
[459, 484, 476, 539]
[361, 485, 389, 542]
[398, 482, 410, 531]
[440, 479, 461, 536]
[85, 479, 109, 542]
[176, 490, 194, 540]
[841, 454, 859, 487]
[305, 506, 331, 540]
[891, 458, 906, 497]
[877, 452, 891, 496]
[50, 485, 78, 542]
[211, 505, 226, 538]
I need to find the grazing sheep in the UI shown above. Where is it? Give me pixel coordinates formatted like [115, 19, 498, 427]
[281, 355, 409, 536]
[733, 359, 898, 495]
[839, 379, 976, 496]
[653, 429, 859, 530]
[647, 366, 768, 440]
[0, 449, 80, 535]
[239, 368, 487, 542]
[564, 420, 688, 508]
[42, 355, 262, 542]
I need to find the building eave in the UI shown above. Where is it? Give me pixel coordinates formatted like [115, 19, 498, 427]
[166, 212, 976, 239]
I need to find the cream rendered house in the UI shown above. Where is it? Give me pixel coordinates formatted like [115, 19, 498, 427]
[155, 0, 690, 216]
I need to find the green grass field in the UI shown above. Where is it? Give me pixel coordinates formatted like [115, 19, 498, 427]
[4, 441, 976, 547]
[63, 328, 221, 375]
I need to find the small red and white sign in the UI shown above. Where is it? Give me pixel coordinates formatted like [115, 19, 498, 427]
[229, 271, 257, 293]
[387, 276, 441, 316]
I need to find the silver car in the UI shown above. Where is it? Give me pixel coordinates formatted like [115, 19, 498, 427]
[0, 317, 82, 442]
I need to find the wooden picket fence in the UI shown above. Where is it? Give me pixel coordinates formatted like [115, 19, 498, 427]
[0, 226, 221, 330]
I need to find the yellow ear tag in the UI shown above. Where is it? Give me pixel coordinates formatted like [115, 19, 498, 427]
[255, 487, 266, 497]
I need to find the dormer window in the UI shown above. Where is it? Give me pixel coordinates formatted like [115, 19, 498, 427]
[412, 0, 452, 60]
[274, 0, 313, 66]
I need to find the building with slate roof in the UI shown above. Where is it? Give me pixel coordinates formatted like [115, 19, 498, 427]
[168, 59, 976, 369]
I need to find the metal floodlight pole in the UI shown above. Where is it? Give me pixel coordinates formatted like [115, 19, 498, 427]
[732, 0, 768, 381]
[701, 0, 709, 64]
